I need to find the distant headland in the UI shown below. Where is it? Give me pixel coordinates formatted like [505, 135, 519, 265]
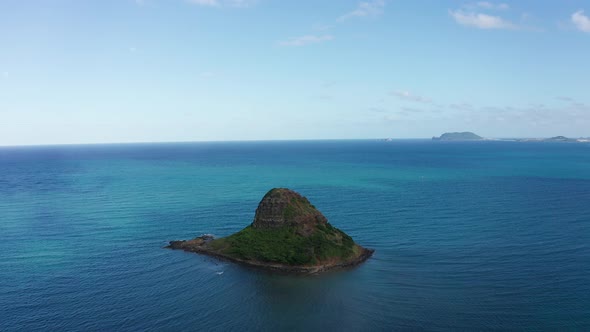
[512, 136, 590, 143]
[427, 132, 589, 142]
[432, 132, 483, 141]
[166, 188, 374, 274]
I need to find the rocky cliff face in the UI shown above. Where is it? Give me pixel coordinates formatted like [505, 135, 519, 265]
[252, 188, 328, 234]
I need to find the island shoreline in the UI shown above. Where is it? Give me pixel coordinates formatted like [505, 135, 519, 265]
[166, 236, 375, 275]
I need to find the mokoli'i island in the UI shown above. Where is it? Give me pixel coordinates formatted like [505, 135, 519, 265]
[167, 188, 374, 274]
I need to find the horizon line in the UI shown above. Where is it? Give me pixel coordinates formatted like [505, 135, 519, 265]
[1, 135, 587, 148]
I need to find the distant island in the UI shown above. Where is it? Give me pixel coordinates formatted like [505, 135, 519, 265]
[432, 132, 483, 141]
[167, 188, 374, 274]
[429, 133, 590, 142]
[513, 136, 589, 143]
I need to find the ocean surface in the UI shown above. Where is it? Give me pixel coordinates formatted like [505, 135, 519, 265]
[1, 140, 589, 331]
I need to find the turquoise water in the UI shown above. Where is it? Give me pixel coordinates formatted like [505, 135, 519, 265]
[1, 140, 589, 330]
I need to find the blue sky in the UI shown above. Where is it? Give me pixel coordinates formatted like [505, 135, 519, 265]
[1, 0, 589, 145]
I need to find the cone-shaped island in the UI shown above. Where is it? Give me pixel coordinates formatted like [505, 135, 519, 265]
[167, 188, 374, 274]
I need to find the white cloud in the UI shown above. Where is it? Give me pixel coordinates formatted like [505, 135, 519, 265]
[391, 90, 432, 103]
[278, 35, 334, 47]
[449, 10, 517, 29]
[572, 10, 590, 33]
[338, 0, 385, 21]
[474, 2, 509, 10]
[556, 96, 574, 102]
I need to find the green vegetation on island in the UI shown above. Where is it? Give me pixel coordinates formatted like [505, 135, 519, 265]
[210, 223, 356, 265]
[167, 188, 373, 274]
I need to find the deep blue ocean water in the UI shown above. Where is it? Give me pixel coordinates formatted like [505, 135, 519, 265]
[1, 140, 589, 331]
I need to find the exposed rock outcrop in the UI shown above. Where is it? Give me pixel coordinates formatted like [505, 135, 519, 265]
[252, 188, 328, 235]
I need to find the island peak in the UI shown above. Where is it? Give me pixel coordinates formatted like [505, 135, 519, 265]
[252, 188, 327, 235]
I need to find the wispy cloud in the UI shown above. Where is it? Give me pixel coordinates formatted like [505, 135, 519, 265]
[449, 2, 522, 30]
[186, 0, 256, 7]
[472, 2, 509, 10]
[572, 10, 590, 33]
[449, 103, 474, 111]
[400, 106, 425, 113]
[556, 96, 574, 102]
[312, 23, 334, 32]
[391, 90, 432, 103]
[449, 10, 517, 29]
[278, 35, 334, 47]
[338, 0, 385, 21]
[444, 100, 590, 132]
